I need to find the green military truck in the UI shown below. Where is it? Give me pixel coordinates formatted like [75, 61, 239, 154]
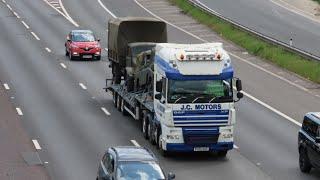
[107, 17, 167, 84]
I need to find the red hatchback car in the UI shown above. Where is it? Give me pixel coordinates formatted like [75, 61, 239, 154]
[65, 30, 101, 60]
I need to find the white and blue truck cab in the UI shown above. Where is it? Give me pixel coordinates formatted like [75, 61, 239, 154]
[153, 43, 243, 156]
[106, 43, 243, 156]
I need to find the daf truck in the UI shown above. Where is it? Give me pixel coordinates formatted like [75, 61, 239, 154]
[106, 42, 243, 156]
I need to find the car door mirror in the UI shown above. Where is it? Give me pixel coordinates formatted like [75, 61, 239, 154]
[236, 79, 242, 91]
[168, 172, 176, 180]
[156, 81, 162, 92]
[97, 39, 101, 42]
[155, 93, 161, 100]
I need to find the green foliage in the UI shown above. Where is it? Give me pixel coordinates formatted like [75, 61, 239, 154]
[170, 0, 320, 83]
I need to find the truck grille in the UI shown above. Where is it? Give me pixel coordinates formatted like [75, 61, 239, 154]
[173, 110, 229, 127]
[183, 127, 219, 145]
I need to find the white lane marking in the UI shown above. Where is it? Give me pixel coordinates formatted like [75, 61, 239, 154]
[13, 12, 20, 18]
[58, 0, 79, 27]
[45, 47, 51, 53]
[243, 91, 302, 127]
[79, 83, 87, 90]
[42, 0, 79, 27]
[104, 48, 108, 51]
[97, 0, 117, 18]
[6, 4, 12, 11]
[2, 0, 6, 3]
[3, 83, 10, 90]
[135, 0, 304, 127]
[32, 139, 42, 150]
[60, 63, 67, 69]
[30, 32, 40, 40]
[16, 107, 23, 116]
[44, 161, 49, 164]
[130, 140, 141, 147]
[270, 0, 320, 24]
[101, 107, 111, 116]
[21, 21, 30, 29]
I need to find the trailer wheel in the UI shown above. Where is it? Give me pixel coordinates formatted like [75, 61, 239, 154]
[117, 95, 122, 111]
[142, 113, 149, 139]
[113, 92, 118, 108]
[121, 98, 129, 116]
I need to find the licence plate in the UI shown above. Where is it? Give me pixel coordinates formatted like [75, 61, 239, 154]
[194, 147, 209, 152]
[83, 55, 92, 58]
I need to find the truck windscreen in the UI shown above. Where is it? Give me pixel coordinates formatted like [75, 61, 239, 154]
[167, 79, 233, 104]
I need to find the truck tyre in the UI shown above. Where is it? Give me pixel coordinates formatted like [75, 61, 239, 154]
[117, 95, 122, 112]
[113, 92, 118, 108]
[121, 98, 129, 116]
[217, 150, 228, 157]
[158, 134, 168, 157]
[299, 148, 312, 173]
[142, 113, 149, 139]
[148, 121, 156, 145]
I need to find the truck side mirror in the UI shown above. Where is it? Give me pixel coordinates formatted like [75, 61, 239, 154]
[236, 79, 242, 91]
[155, 93, 161, 100]
[237, 92, 243, 99]
[156, 81, 162, 92]
[168, 172, 176, 180]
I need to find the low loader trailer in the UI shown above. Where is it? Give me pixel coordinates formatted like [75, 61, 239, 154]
[106, 43, 243, 156]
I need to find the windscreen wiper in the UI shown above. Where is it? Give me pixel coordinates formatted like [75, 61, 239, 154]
[174, 96, 187, 103]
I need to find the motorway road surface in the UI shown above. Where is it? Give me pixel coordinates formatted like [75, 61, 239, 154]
[199, 0, 320, 57]
[0, 0, 319, 179]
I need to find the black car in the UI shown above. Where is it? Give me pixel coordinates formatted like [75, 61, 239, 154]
[97, 146, 175, 180]
[298, 112, 320, 173]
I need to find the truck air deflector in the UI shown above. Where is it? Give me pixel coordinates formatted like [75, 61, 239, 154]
[155, 55, 233, 80]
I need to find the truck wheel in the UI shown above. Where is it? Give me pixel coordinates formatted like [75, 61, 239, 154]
[299, 148, 312, 173]
[217, 150, 228, 157]
[142, 114, 149, 139]
[121, 98, 129, 116]
[158, 134, 168, 157]
[148, 122, 156, 145]
[117, 95, 122, 112]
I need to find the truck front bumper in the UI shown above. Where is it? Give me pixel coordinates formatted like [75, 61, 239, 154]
[165, 142, 233, 152]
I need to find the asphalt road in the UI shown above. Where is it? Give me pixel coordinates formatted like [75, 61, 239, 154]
[199, 0, 320, 57]
[0, 0, 319, 179]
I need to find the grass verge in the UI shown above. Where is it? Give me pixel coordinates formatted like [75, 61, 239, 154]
[170, 0, 320, 83]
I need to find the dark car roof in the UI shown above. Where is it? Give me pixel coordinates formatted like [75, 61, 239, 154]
[71, 30, 93, 34]
[111, 146, 157, 162]
[305, 112, 320, 124]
